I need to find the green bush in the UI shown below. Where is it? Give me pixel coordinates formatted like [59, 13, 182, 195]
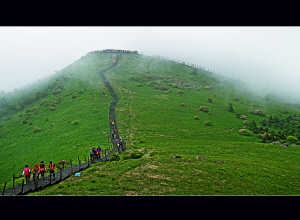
[204, 120, 212, 126]
[199, 106, 209, 112]
[71, 120, 79, 125]
[286, 135, 298, 144]
[110, 152, 121, 161]
[130, 150, 144, 159]
[239, 129, 251, 136]
[33, 127, 42, 133]
[121, 150, 144, 160]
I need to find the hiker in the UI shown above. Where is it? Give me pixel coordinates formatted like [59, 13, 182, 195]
[32, 163, 40, 183]
[90, 147, 96, 162]
[49, 161, 56, 178]
[96, 146, 102, 159]
[39, 161, 46, 180]
[22, 165, 31, 184]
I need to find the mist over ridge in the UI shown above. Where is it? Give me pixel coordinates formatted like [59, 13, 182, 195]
[1, 27, 300, 105]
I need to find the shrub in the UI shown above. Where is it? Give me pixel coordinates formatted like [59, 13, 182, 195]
[194, 116, 200, 120]
[40, 99, 48, 105]
[199, 106, 209, 112]
[128, 75, 143, 82]
[33, 127, 42, 133]
[53, 89, 62, 94]
[204, 120, 212, 126]
[49, 106, 55, 111]
[71, 120, 79, 125]
[204, 85, 212, 90]
[177, 90, 184, 96]
[286, 135, 298, 144]
[228, 103, 234, 113]
[239, 129, 251, 136]
[154, 84, 169, 91]
[130, 150, 144, 159]
[243, 120, 249, 125]
[110, 152, 121, 161]
[180, 103, 186, 106]
[249, 110, 264, 116]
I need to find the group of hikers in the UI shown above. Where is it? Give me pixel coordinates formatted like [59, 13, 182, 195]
[22, 161, 56, 184]
[89, 146, 103, 162]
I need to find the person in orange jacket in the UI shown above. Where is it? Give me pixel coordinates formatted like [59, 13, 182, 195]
[32, 163, 40, 183]
[49, 161, 56, 178]
[39, 161, 46, 180]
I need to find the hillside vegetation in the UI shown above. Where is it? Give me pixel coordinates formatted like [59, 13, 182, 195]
[0, 53, 113, 186]
[1, 51, 300, 195]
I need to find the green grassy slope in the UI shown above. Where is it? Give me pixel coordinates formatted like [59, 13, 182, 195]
[0, 53, 114, 186]
[3, 52, 300, 195]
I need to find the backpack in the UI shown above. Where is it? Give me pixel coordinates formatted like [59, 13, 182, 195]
[90, 149, 94, 155]
[49, 163, 55, 170]
[40, 163, 45, 171]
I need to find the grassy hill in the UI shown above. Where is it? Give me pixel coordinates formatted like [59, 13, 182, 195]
[0, 53, 113, 186]
[1, 51, 300, 195]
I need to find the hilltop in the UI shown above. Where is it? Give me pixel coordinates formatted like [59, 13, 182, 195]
[1, 50, 300, 195]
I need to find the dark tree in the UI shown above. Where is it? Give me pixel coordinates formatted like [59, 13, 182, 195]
[228, 103, 234, 113]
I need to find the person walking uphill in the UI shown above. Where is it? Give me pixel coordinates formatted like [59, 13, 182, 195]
[49, 161, 56, 178]
[32, 163, 40, 184]
[22, 165, 31, 184]
[39, 161, 46, 180]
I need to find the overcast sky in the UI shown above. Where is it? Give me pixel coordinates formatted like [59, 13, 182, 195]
[1, 26, 300, 102]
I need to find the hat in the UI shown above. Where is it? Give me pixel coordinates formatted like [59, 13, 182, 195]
[34, 163, 38, 166]
[40, 161, 44, 163]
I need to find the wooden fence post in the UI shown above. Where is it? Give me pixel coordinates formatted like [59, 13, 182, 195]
[78, 157, 81, 170]
[12, 174, 15, 188]
[20, 179, 24, 195]
[70, 159, 73, 175]
[2, 182, 7, 196]
[59, 168, 62, 181]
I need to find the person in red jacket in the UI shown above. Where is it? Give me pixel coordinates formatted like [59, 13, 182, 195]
[39, 161, 46, 180]
[22, 165, 31, 184]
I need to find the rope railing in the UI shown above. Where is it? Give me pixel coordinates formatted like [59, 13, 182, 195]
[1, 53, 124, 196]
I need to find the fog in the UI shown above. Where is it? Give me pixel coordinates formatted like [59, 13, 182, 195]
[1, 26, 300, 103]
